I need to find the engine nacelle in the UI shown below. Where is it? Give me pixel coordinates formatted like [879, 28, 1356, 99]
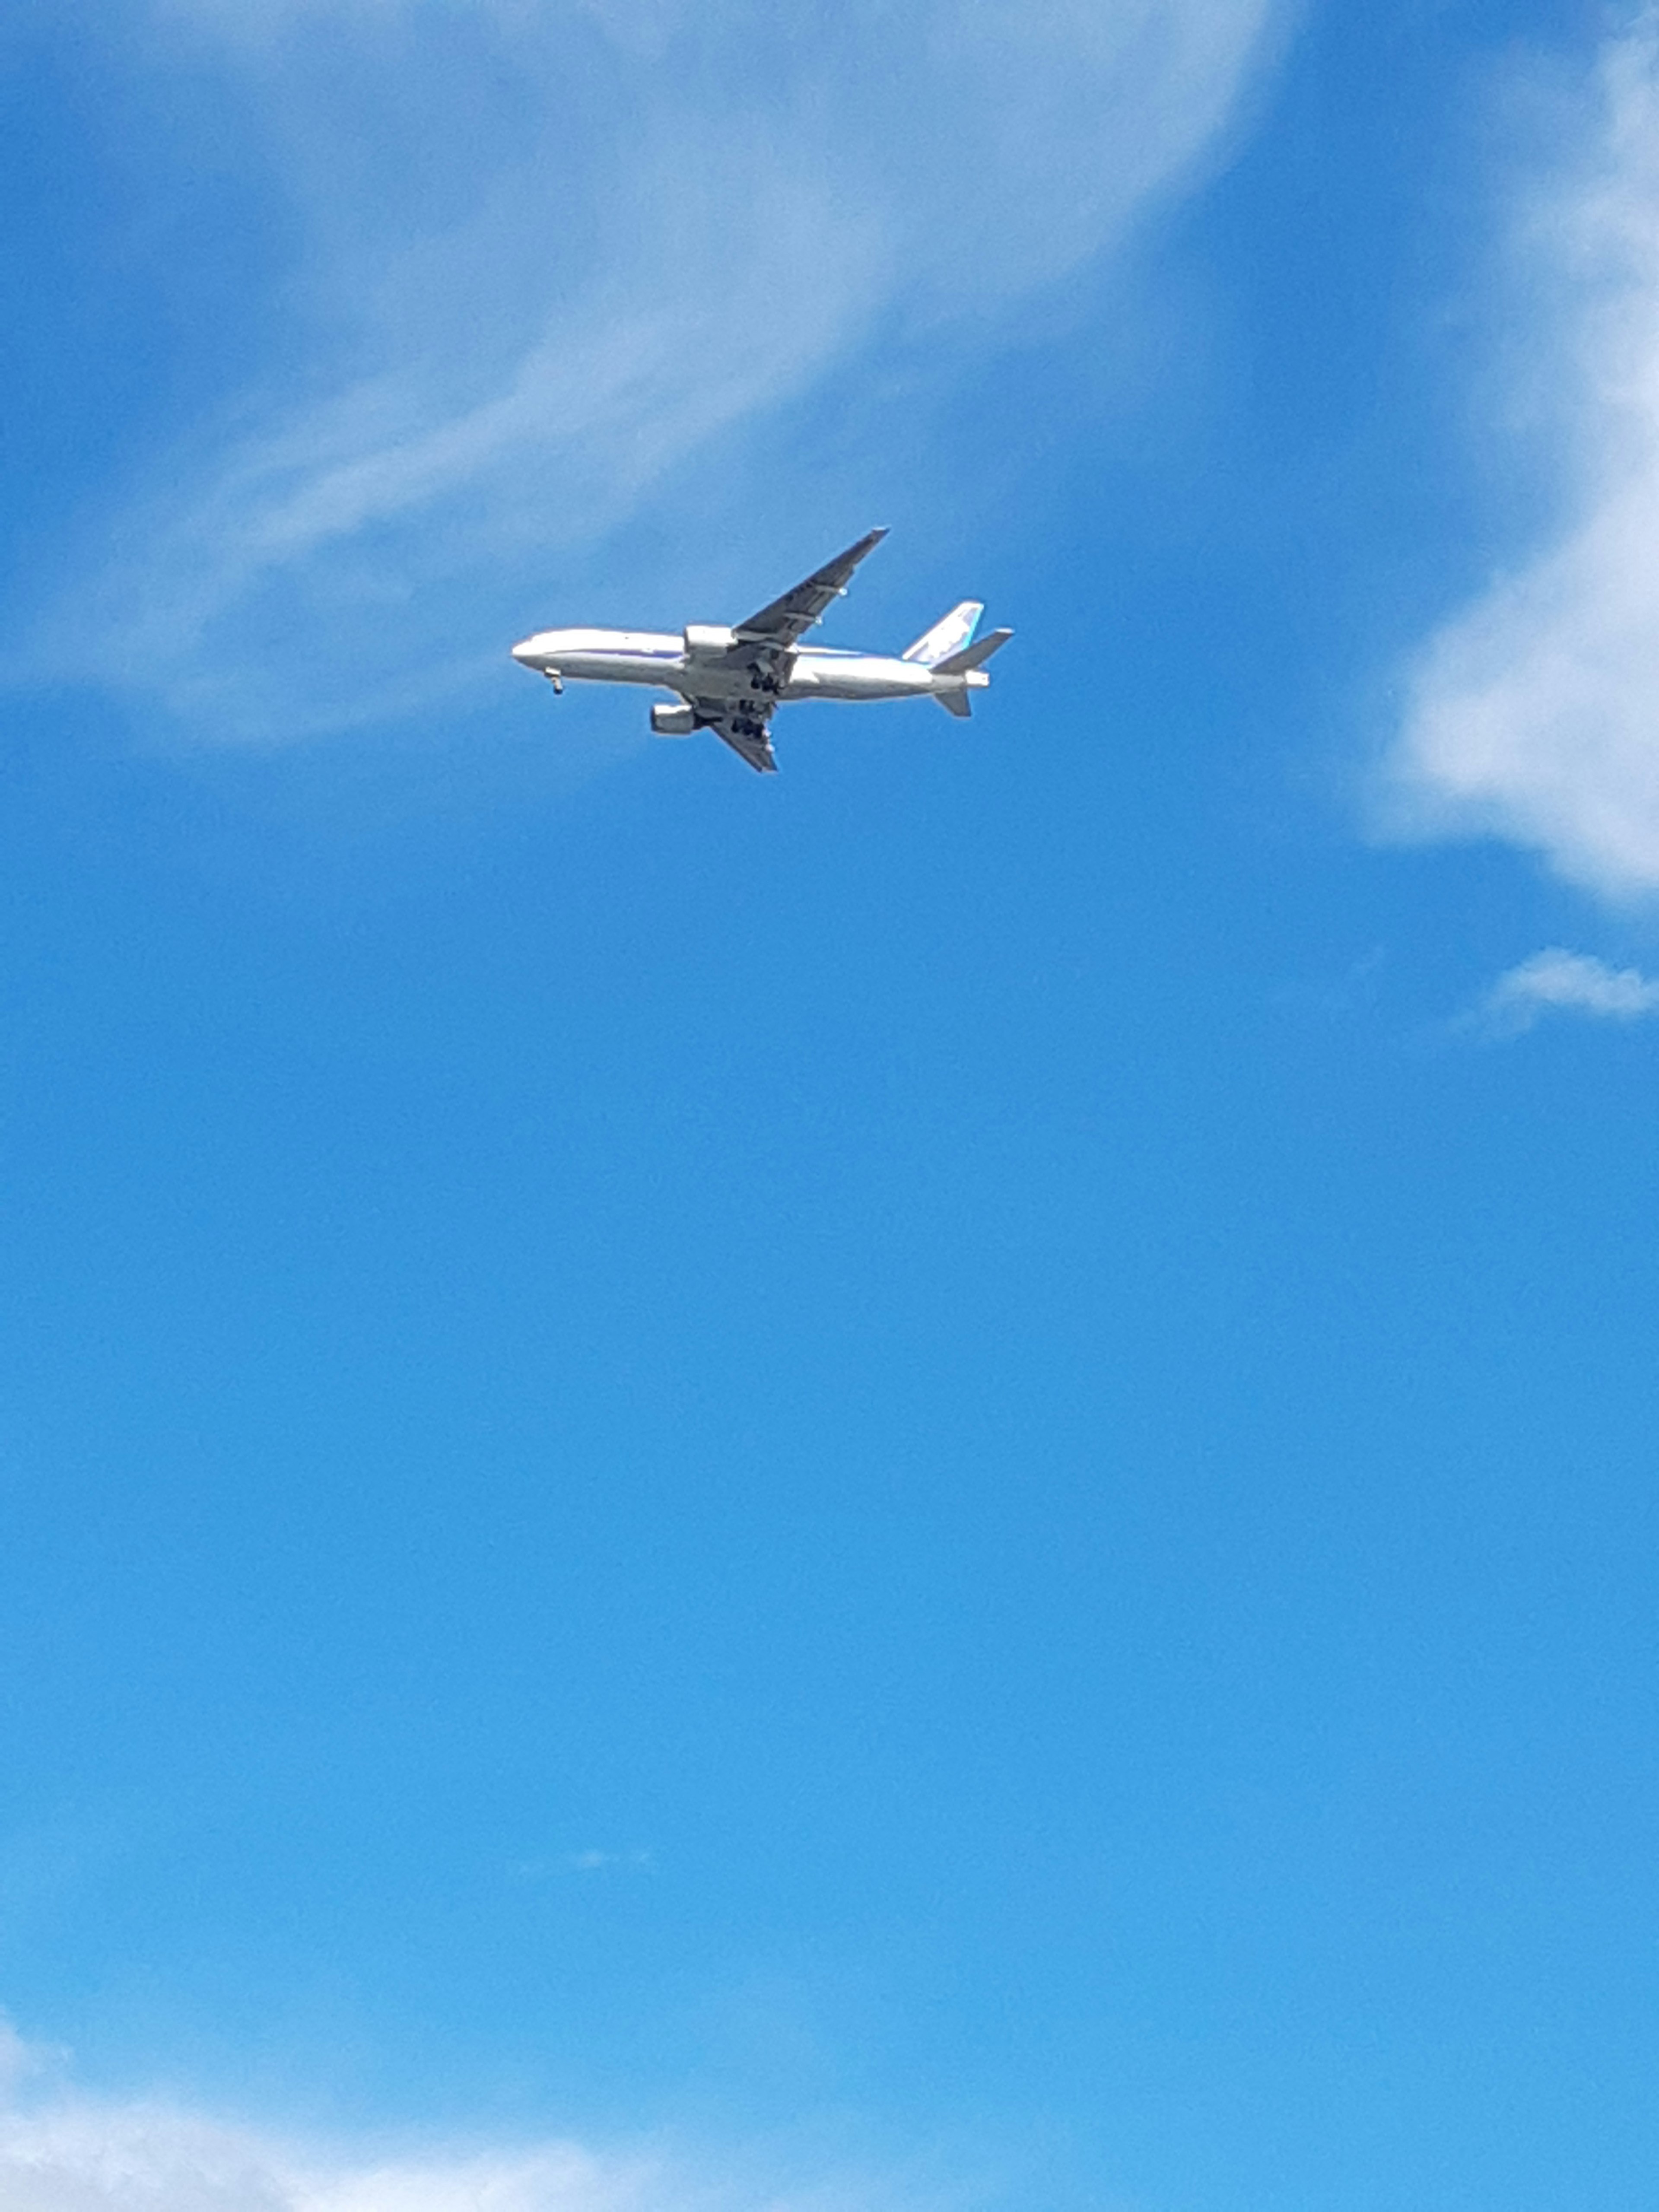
[651, 700, 697, 737]
[683, 623, 738, 661]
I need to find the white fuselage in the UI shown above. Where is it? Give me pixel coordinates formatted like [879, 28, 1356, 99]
[509, 628, 988, 709]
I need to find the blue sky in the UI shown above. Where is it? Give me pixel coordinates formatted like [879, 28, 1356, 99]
[3, 3, 1659, 2209]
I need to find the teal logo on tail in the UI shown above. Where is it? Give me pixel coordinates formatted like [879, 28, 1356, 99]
[902, 601, 983, 665]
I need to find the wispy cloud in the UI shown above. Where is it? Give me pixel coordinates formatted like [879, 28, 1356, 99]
[1474, 946, 1659, 1035]
[1386, 15, 1659, 897]
[0, 2016, 924, 2212]
[510, 1848, 654, 1876]
[0, 2107, 636, 2212]
[15, 0, 1278, 738]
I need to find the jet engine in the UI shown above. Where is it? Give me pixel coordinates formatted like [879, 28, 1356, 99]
[650, 701, 697, 737]
[682, 624, 738, 661]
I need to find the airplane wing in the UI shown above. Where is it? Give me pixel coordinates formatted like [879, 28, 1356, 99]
[692, 699, 778, 773]
[733, 528, 888, 648]
[711, 715, 778, 773]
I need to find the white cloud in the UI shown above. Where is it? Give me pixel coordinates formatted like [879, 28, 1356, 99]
[1387, 15, 1659, 897]
[0, 2020, 916, 2212]
[1476, 945, 1659, 1034]
[0, 2106, 625, 2212]
[16, 0, 1278, 738]
[0, 2077, 643, 2212]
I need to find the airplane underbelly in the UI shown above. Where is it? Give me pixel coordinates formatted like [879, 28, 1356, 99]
[673, 664, 752, 701]
[784, 658, 928, 702]
[566, 655, 680, 685]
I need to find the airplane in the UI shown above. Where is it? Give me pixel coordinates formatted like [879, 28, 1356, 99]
[509, 528, 1011, 773]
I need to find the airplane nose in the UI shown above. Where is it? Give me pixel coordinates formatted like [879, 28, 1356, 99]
[511, 638, 538, 664]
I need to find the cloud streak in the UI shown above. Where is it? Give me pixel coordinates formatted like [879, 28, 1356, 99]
[1475, 946, 1659, 1035]
[0, 2017, 912, 2212]
[17, 0, 1277, 738]
[0, 2107, 632, 2212]
[1387, 15, 1659, 897]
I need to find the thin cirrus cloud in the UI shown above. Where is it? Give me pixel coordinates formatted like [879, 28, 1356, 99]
[1386, 16, 1659, 899]
[0, 2109, 633, 2212]
[1475, 946, 1659, 1036]
[0, 2017, 901, 2212]
[22, 0, 1279, 740]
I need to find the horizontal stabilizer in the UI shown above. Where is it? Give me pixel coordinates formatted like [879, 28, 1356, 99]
[903, 601, 982, 666]
[933, 627, 1011, 678]
[934, 688, 973, 719]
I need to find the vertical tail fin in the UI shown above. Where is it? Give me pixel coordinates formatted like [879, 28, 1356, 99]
[903, 600, 982, 665]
